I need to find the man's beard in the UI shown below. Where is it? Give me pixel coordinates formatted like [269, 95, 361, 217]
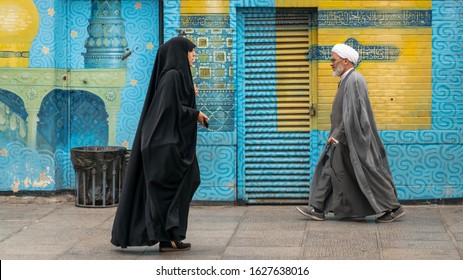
[332, 63, 344, 77]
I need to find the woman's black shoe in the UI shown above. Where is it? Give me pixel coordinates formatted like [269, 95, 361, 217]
[159, 241, 191, 252]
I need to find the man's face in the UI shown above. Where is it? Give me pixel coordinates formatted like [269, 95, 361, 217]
[188, 50, 196, 66]
[330, 54, 346, 77]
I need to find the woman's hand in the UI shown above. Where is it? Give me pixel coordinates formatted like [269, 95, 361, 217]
[197, 111, 209, 127]
[194, 85, 199, 96]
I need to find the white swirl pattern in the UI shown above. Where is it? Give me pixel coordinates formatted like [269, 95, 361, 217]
[194, 147, 236, 200]
[0, 141, 55, 191]
[69, 1, 90, 69]
[30, 0, 56, 67]
[117, 1, 158, 146]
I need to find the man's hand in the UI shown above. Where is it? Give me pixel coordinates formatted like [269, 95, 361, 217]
[328, 136, 339, 145]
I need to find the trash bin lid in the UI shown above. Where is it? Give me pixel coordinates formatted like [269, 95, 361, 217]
[71, 146, 127, 170]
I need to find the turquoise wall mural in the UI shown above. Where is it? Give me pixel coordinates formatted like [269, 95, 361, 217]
[0, 0, 462, 204]
[0, 0, 159, 192]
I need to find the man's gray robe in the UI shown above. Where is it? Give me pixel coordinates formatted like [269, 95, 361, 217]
[309, 70, 401, 218]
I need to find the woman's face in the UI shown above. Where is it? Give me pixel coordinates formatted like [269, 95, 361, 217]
[188, 50, 196, 66]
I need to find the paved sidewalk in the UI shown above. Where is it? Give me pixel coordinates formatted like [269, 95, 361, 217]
[0, 195, 462, 260]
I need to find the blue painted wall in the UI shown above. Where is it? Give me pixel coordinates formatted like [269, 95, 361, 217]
[0, 0, 462, 203]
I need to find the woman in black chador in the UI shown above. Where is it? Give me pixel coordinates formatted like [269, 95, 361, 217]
[111, 36, 209, 252]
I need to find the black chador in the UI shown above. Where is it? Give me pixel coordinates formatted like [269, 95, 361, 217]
[111, 37, 200, 247]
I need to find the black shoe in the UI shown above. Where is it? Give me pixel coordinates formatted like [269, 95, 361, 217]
[376, 206, 405, 223]
[296, 206, 325, 221]
[159, 241, 191, 252]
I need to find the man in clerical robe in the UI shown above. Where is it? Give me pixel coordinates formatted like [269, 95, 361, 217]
[297, 44, 405, 223]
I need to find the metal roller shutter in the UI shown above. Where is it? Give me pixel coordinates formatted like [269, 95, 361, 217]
[243, 9, 315, 204]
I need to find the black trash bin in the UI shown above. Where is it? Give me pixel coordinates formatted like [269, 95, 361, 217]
[71, 146, 127, 207]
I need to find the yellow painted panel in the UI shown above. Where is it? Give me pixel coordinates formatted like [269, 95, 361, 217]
[182, 8, 229, 14]
[319, 29, 431, 36]
[276, 42, 309, 48]
[276, 85, 311, 90]
[275, 30, 309, 36]
[181, 0, 229, 14]
[275, 0, 319, 8]
[278, 126, 311, 132]
[371, 97, 432, 104]
[274, 37, 310, 43]
[276, 79, 310, 84]
[181, 0, 229, 7]
[278, 121, 311, 126]
[278, 109, 311, 114]
[276, 49, 309, 55]
[318, 1, 431, 9]
[275, 102, 311, 108]
[278, 115, 311, 120]
[276, 29, 313, 132]
[277, 96, 311, 102]
[276, 67, 311, 72]
[274, 61, 310, 66]
[275, 55, 310, 61]
[275, 91, 310, 96]
[384, 124, 431, 130]
[277, 73, 310, 78]
[317, 26, 432, 130]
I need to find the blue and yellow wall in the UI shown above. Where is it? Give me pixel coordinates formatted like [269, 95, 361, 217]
[0, 0, 462, 203]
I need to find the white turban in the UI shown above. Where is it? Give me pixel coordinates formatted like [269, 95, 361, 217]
[332, 44, 359, 65]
